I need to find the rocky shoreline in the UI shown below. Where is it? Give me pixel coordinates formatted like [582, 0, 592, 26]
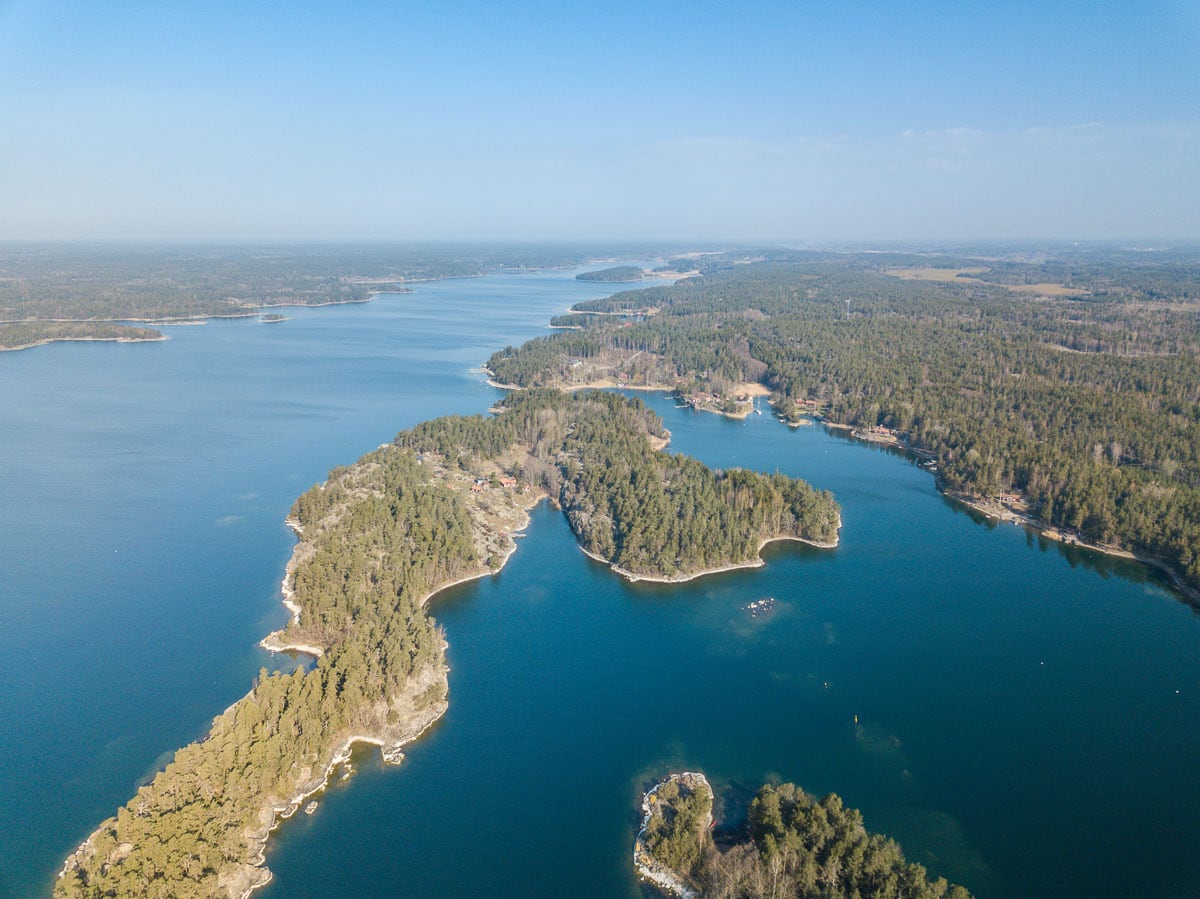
[236, 474, 547, 897]
[484, 368, 771, 423]
[634, 772, 711, 899]
[231, 667, 450, 899]
[578, 527, 839, 586]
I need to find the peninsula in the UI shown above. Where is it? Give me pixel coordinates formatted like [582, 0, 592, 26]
[637, 772, 972, 899]
[56, 390, 838, 897]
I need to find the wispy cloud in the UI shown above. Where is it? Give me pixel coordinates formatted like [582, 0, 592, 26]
[642, 133, 849, 166]
[612, 120, 1200, 239]
[642, 120, 1189, 172]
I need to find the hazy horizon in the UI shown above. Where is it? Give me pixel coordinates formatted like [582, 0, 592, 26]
[2, 1, 1197, 242]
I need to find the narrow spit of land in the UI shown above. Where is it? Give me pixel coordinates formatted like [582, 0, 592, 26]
[57, 389, 838, 898]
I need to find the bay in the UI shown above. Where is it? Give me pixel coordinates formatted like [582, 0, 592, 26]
[259, 395, 1200, 899]
[2, 269, 1199, 898]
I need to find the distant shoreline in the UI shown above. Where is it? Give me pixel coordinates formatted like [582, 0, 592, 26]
[5, 259, 628, 359]
[1, 294, 392, 357]
[0, 295, 376, 326]
[4, 261, 657, 357]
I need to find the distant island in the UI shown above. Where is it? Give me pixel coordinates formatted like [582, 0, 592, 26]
[57, 390, 838, 897]
[576, 265, 645, 282]
[0, 321, 166, 352]
[637, 772, 972, 899]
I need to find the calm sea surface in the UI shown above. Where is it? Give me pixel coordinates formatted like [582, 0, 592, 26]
[2, 270, 1199, 898]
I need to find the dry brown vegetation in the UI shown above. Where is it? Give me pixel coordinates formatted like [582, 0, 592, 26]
[884, 267, 1087, 297]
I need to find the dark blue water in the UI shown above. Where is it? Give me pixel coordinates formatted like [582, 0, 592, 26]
[3, 271, 1200, 898]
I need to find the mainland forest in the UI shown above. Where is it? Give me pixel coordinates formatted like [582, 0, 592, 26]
[57, 389, 836, 897]
[488, 247, 1200, 598]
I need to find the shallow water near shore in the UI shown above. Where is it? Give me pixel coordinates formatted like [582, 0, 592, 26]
[3, 270, 1200, 898]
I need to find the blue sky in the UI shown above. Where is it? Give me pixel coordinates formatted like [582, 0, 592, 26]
[1, 1, 1197, 241]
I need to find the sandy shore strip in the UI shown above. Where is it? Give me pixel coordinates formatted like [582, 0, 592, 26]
[0, 334, 168, 353]
[485, 376, 674, 393]
[641, 269, 700, 280]
[257, 297, 373, 309]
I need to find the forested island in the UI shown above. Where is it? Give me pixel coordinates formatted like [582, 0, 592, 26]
[488, 246, 1200, 601]
[637, 773, 972, 898]
[576, 265, 644, 282]
[57, 390, 837, 897]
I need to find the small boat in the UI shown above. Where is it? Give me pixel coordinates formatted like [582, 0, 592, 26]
[742, 597, 776, 620]
[304, 801, 318, 815]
